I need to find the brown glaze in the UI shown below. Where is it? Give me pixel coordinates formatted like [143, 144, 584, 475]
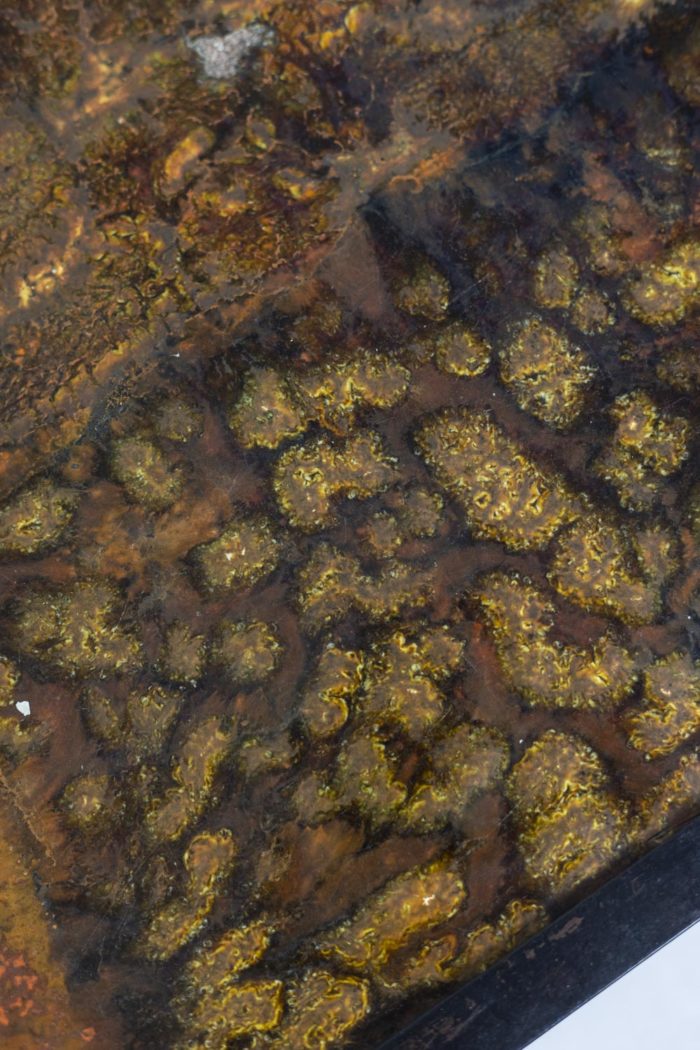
[1, 1, 700, 1047]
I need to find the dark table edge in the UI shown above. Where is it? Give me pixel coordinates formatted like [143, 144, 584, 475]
[378, 813, 700, 1050]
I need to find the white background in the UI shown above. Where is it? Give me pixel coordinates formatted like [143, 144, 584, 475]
[525, 919, 700, 1049]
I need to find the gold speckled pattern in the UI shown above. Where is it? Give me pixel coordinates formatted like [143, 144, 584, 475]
[0, 1, 700, 1047]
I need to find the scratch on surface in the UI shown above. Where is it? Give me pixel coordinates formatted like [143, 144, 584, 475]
[0, 764, 56, 868]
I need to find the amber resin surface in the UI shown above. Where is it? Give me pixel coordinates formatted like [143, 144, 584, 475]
[1, 0, 700, 1047]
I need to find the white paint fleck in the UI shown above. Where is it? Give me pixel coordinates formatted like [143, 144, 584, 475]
[16, 700, 31, 717]
[188, 24, 275, 80]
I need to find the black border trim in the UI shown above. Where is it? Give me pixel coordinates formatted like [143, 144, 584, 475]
[379, 815, 700, 1050]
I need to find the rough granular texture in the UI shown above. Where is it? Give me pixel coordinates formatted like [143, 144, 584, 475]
[1, 1, 700, 1047]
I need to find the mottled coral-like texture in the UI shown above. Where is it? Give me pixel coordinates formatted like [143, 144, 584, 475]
[1, 1, 700, 1047]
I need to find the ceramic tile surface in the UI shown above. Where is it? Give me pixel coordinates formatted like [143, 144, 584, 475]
[0, 1, 699, 1047]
